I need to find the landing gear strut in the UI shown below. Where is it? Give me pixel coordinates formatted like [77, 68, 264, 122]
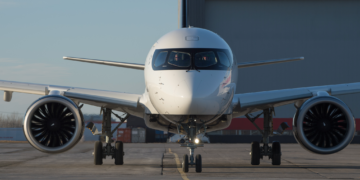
[90, 108, 128, 165]
[179, 116, 204, 173]
[246, 108, 283, 165]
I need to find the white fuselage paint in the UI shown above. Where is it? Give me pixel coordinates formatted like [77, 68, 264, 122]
[139, 28, 238, 133]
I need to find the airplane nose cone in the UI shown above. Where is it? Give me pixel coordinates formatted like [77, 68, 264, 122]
[150, 71, 234, 115]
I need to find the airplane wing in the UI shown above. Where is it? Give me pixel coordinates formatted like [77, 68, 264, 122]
[63, 57, 145, 70]
[232, 82, 360, 116]
[237, 57, 304, 69]
[0, 80, 144, 117]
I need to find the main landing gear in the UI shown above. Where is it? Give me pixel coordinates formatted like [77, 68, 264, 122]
[87, 108, 129, 165]
[94, 140, 124, 165]
[179, 116, 204, 173]
[246, 108, 288, 166]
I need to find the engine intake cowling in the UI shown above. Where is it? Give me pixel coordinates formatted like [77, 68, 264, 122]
[23, 95, 84, 153]
[293, 96, 355, 154]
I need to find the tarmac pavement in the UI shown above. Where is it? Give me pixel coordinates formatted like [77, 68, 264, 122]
[0, 142, 360, 180]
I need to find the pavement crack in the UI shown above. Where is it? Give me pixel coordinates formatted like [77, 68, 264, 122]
[0, 155, 50, 168]
[0, 148, 33, 154]
[282, 158, 329, 179]
[160, 148, 165, 175]
[80, 148, 93, 153]
[0, 147, 93, 169]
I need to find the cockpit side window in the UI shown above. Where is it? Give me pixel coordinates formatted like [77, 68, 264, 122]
[154, 51, 168, 67]
[217, 51, 230, 68]
[168, 51, 191, 67]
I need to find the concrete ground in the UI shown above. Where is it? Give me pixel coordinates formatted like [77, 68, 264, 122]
[0, 142, 360, 180]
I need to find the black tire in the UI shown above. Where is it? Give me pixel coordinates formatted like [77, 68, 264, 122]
[115, 141, 124, 165]
[182, 154, 189, 173]
[251, 141, 260, 165]
[272, 141, 281, 165]
[179, 139, 185, 144]
[195, 154, 202, 173]
[94, 141, 103, 165]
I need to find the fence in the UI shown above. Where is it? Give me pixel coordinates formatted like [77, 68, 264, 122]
[0, 113, 22, 128]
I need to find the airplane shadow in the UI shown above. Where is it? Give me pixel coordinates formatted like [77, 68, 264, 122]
[163, 164, 360, 169]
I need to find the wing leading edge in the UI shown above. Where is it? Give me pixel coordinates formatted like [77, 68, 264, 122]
[0, 80, 143, 117]
[232, 82, 360, 116]
[238, 57, 304, 69]
[63, 57, 145, 70]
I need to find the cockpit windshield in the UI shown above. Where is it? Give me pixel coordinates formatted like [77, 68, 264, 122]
[194, 51, 217, 68]
[168, 51, 191, 67]
[152, 48, 232, 70]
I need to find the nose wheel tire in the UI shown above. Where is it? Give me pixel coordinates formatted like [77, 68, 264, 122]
[195, 154, 202, 173]
[182, 154, 189, 173]
[94, 141, 103, 165]
[272, 141, 281, 165]
[115, 141, 124, 165]
[251, 141, 260, 165]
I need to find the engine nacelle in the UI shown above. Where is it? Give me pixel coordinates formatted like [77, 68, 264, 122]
[23, 95, 84, 153]
[293, 96, 355, 154]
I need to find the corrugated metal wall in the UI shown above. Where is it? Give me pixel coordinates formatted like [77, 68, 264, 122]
[131, 128, 146, 143]
[185, 0, 360, 118]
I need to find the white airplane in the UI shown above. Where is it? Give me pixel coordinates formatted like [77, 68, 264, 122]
[0, 27, 358, 173]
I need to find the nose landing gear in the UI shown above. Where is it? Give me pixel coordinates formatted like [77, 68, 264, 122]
[179, 116, 204, 173]
[181, 142, 204, 172]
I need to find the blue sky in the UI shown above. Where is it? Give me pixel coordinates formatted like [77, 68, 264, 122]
[0, 0, 178, 114]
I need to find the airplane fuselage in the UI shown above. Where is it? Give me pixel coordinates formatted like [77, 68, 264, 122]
[141, 28, 238, 134]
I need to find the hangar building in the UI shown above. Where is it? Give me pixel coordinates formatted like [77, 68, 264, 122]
[178, 0, 360, 138]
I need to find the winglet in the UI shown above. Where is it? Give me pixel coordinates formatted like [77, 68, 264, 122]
[237, 57, 304, 69]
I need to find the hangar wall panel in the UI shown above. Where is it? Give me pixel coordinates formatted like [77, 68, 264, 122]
[188, 0, 360, 117]
[0, 128, 26, 141]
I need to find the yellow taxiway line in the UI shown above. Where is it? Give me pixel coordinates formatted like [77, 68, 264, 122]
[168, 148, 189, 180]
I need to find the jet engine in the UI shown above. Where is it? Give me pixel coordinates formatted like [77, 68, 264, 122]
[293, 95, 355, 154]
[23, 95, 84, 153]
